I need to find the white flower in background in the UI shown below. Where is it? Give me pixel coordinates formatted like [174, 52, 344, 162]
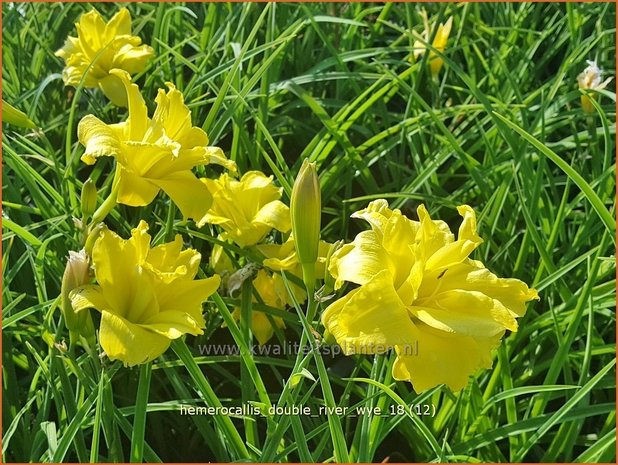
[577, 60, 613, 113]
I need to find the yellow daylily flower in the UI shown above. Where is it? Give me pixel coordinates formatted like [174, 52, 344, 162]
[70, 221, 220, 366]
[413, 12, 453, 79]
[322, 200, 539, 392]
[55, 8, 154, 107]
[201, 171, 291, 248]
[577, 60, 613, 113]
[78, 70, 236, 224]
[231, 269, 287, 345]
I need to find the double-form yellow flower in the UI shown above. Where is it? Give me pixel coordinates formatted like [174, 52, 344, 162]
[201, 171, 291, 248]
[70, 221, 220, 366]
[55, 8, 154, 107]
[322, 200, 538, 392]
[78, 70, 235, 225]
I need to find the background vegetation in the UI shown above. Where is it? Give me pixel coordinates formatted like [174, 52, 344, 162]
[2, 2, 616, 462]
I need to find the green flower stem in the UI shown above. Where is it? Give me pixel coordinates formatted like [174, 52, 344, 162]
[90, 180, 119, 226]
[298, 288, 350, 462]
[240, 279, 259, 456]
[130, 362, 152, 463]
[301, 262, 316, 299]
[586, 114, 600, 178]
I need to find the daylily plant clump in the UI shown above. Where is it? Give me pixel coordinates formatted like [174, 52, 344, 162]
[56, 7, 542, 392]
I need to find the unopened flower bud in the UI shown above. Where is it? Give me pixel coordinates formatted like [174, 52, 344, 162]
[81, 179, 97, 219]
[61, 249, 94, 339]
[290, 159, 321, 294]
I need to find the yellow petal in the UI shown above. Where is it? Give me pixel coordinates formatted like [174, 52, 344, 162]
[254, 200, 291, 232]
[147, 235, 201, 280]
[99, 310, 171, 367]
[113, 44, 153, 74]
[415, 204, 454, 259]
[329, 231, 394, 290]
[351, 199, 394, 238]
[78, 115, 122, 164]
[148, 146, 232, 178]
[411, 289, 518, 337]
[109, 69, 148, 139]
[420, 262, 539, 318]
[105, 8, 131, 37]
[322, 270, 416, 355]
[98, 74, 128, 107]
[116, 166, 160, 207]
[76, 10, 106, 56]
[152, 84, 192, 141]
[92, 223, 158, 323]
[70, 284, 110, 313]
[392, 324, 501, 392]
[251, 311, 284, 345]
[156, 276, 221, 324]
[177, 126, 209, 149]
[150, 171, 213, 224]
[141, 310, 203, 338]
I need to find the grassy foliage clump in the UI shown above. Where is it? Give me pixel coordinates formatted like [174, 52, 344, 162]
[2, 2, 615, 463]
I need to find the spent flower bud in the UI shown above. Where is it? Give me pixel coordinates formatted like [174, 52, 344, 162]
[61, 249, 95, 339]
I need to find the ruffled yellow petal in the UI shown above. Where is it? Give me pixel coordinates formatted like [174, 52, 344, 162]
[419, 262, 539, 318]
[78, 115, 122, 164]
[99, 311, 171, 367]
[147, 235, 201, 281]
[152, 83, 192, 141]
[351, 199, 394, 238]
[322, 270, 416, 355]
[411, 289, 518, 336]
[329, 231, 394, 289]
[392, 326, 501, 392]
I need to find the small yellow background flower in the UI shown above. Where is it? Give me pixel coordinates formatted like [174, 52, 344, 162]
[231, 269, 287, 345]
[55, 8, 154, 107]
[201, 171, 291, 247]
[78, 70, 236, 225]
[70, 221, 220, 366]
[322, 200, 539, 392]
[413, 12, 453, 79]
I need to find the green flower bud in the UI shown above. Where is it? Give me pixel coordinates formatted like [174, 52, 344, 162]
[61, 249, 95, 341]
[81, 179, 98, 219]
[290, 159, 321, 295]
